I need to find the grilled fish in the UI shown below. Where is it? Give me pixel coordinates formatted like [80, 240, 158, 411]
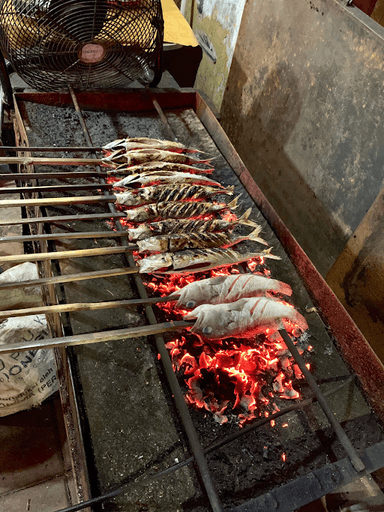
[184, 297, 308, 339]
[125, 196, 240, 223]
[137, 226, 266, 253]
[103, 137, 200, 153]
[107, 161, 213, 176]
[115, 184, 233, 207]
[113, 171, 223, 189]
[126, 209, 259, 241]
[102, 148, 212, 168]
[174, 274, 292, 309]
[138, 247, 280, 274]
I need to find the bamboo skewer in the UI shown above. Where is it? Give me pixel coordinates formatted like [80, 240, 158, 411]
[0, 231, 130, 244]
[0, 156, 101, 166]
[0, 212, 126, 226]
[0, 267, 140, 290]
[0, 172, 108, 180]
[0, 320, 194, 354]
[0, 245, 137, 264]
[0, 146, 102, 152]
[0, 295, 177, 320]
[0, 195, 116, 208]
[0, 184, 112, 194]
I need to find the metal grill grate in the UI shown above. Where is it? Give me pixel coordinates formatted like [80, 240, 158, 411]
[0, 0, 163, 90]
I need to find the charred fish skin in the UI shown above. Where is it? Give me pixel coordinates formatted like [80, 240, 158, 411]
[102, 148, 212, 168]
[113, 171, 223, 189]
[136, 226, 266, 254]
[103, 137, 199, 153]
[175, 274, 293, 309]
[107, 161, 213, 176]
[126, 208, 260, 241]
[125, 196, 240, 223]
[138, 246, 280, 274]
[115, 184, 234, 207]
[184, 297, 308, 339]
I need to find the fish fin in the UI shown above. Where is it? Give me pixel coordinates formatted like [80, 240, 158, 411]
[262, 247, 281, 260]
[227, 194, 241, 210]
[248, 226, 269, 246]
[226, 185, 235, 195]
[238, 208, 259, 228]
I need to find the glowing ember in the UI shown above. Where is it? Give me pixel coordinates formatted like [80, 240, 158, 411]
[281, 452, 287, 462]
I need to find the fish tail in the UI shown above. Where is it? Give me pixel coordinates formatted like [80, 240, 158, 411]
[237, 208, 259, 227]
[225, 185, 235, 195]
[248, 226, 269, 246]
[262, 247, 281, 260]
[199, 158, 214, 165]
[227, 194, 241, 210]
[277, 282, 293, 296]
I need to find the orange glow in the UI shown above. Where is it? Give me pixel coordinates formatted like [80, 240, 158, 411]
[270, 419, 275, 427]
[282, 423, 288, 428]
[281, 453, 287, 462]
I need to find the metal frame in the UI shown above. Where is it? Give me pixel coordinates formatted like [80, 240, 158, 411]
[6, 88, 384, 511]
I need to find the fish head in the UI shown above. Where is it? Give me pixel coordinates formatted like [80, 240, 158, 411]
[139, 253, 173, 273]
[184, 303, 234, 339]
[176, 277, 225, 309]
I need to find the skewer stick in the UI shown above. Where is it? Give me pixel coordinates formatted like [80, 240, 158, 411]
[0, 195, 116, 208]
[0, 320, 194, 354]
[0, 172, 108, 180]
[0, 212, 126, 226]
[0, 184, 111, 194]
[0, 146, 102, 152]
[0, 267, 141, 290]
[0, 295, 177, 320]
[0, 231, 130, 243]
[0, 245, 138, 264]
[0, 156, 101, 166]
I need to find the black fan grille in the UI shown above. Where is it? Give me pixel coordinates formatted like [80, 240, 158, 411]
[0, 0, 163, 90]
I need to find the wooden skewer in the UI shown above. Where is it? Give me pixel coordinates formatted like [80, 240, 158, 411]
[0, 146, 102, 152]
[0, 195, 116, 208]
[0, 212, 126, 226]
[0, 156, 101, 166]
[0, 245, 137, 264]
[0, 184, 112, 194]
[0, 320, 194, 354]
[0, 295, 177, 320]
[0, 267, 140, 290]
[0, 231, 130, 243]
[0, 172, 108, 180]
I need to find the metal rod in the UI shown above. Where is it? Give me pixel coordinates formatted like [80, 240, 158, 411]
[0, 146, 102, 152]
[0, 231, 130, 243]
[0, 184, 112, 194]
[0, 195, 116, 208]
[0, 245, 137, 264]
[0, 172, 108, 180]
[0, 321, 193, 354]
[0, 295, 174, 320]
[0, 267, 140, 290]
[0, 212, 125, 226]
[69, 86, 224, 512]
[279, 328, 365, 473]
[151, 97, 178, 142]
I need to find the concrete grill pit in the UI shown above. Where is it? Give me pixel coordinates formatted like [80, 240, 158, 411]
[8, 90, 384, 511]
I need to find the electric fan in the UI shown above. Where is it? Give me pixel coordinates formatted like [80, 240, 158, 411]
[0, 0, 164, 91]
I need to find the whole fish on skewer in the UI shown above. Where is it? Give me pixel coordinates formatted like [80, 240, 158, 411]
[138, 246, 280, 274]
[103, 137, 200, 153]
[184, 297, 308, 339]
[113, 171, 224, 189]
[107, 161, 213, 176]
[137, 226, 266, 253]
[174, 274, 293, 309]
[115, 184, 233, 207]
[102, 148, 212, 168]
[126, 208, 258, 241]
[125, 196, 240, 223]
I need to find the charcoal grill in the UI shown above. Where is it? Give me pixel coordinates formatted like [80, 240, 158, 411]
[0, 88, 384, 511]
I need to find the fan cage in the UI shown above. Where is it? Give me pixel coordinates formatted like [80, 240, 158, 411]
[0, 0, 164, 91]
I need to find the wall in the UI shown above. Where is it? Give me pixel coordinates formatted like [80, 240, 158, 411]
[220, 0, 384, 277]
[184, 0, 247, 110]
